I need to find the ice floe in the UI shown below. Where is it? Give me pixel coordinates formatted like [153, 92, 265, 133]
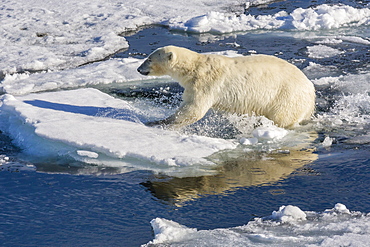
[0, 88, 238, 177]
[144, 204, 370, 246]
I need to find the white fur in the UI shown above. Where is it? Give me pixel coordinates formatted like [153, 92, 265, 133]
[137, 45, 316, 128]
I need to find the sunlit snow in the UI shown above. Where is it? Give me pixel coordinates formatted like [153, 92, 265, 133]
[1, 0, 370, 246]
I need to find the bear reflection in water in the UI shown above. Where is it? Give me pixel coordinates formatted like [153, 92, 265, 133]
[141, 147, 318, 206]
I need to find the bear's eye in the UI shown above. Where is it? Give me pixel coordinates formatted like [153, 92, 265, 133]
[147, 58, 152, 62]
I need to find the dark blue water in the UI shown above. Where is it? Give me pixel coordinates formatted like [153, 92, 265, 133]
[1, 0, 370, 246]
[1, 148, 369, 246]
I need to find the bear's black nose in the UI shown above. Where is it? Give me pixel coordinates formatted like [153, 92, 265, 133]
[137, 68, 149, 75]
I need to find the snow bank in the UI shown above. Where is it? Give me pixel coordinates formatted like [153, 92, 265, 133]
[290, 4, 370, 30]
[169, 11, 286, 33]
[144, 204, 370, 246]
[169, 4, 370, 33]
[0, 88, 237, 177]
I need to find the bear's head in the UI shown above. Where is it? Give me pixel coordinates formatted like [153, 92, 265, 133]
[137, 47, 174, 76]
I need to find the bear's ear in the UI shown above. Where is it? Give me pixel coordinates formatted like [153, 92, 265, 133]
[167, 52, 173, 61]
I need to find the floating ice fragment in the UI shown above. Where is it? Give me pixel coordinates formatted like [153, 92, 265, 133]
[334, 203, 351, 214]
[225, 42, 241, 48]
[324, 203, 351, 214]
[148, 218, 197, 245]
[316, 38, 343, 44]
[77, 150, 99, 159]
[270, 205, 307, 223]
[239, 137, 259, 145]
[252, 126, 288, 141]
[307, 45, 344, 58]
[321, 136, 334, 147]
[0, 155, 10, 163]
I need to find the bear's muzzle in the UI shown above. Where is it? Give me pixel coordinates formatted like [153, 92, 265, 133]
[137, 67, 149, 76]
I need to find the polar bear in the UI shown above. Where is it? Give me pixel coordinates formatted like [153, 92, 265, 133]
[137, 45, 315, 129]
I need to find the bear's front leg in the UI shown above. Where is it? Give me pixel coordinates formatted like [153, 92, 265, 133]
[145, 118, 172, 127]
[146, 99, 212, 129]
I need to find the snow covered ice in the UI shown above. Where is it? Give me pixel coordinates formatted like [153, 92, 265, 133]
[0, 88, 237, 177]
[2, 1, 370, 77]
[0, 0, 265, 75]
[1, 57, 153, 95]
[1, 0, 370, 246]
